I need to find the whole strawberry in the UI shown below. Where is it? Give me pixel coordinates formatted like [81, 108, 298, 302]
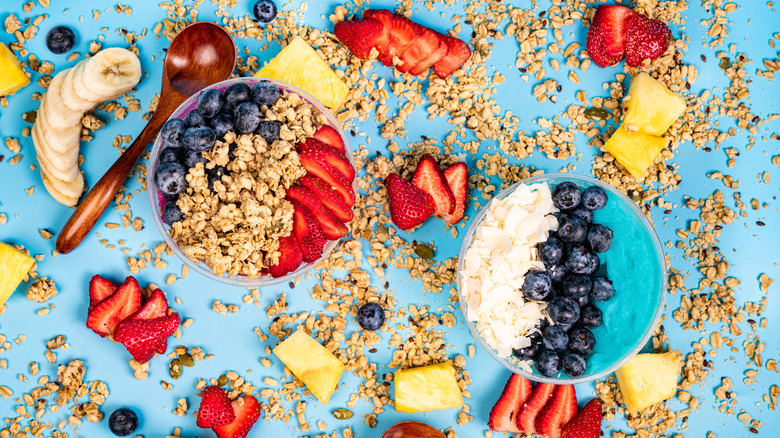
[385, 173, 435, 230]
[114, 312, 180, 363]
[197, 386, 236, 428]
[624, 15, 671, 67]
[562, 398, 603, 438]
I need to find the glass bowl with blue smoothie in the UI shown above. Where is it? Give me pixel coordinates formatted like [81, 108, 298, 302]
[456, 173, 666, 384]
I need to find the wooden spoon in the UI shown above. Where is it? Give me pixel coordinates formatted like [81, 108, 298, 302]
[55, 22, 236, 254]
[381, 421, 447, 438]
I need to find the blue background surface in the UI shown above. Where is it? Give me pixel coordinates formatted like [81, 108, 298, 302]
[0, 0, 778, 437]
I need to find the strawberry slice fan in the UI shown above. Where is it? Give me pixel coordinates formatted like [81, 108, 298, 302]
[334, 9, 472, 78]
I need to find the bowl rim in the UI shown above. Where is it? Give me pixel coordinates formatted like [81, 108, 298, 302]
[146, 76, 355, 287]
[456, 172, 668, 384]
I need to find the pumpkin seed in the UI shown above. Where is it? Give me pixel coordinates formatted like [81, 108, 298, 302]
[414, 243, 434, 259]
[22, 110, 36, 123]
[584, 107, 611, 120]
[217, 374, 228, 386]
[332, 408, 353, 420]
[169, 359, 182, 380]
[178, 353, 194, 367]
[719, 57, 731, 69]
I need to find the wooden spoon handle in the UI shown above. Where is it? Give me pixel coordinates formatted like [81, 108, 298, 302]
[55, 113, 166, 254]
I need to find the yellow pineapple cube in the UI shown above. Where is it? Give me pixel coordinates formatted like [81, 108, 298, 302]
[0, 42, 30, 96]
[273, 329, 344, 404]
[394, 363, 464, 413]
[256, 36, 349, 109]
[622, 72, 686, 136]
[0, 242, 35, 305]
[615, 351, 682, 413]
[604, 125, 668, 179]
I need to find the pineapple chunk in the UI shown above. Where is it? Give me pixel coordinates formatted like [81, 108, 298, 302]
[615, 351, 682, 413]
[394, 363, 464, 413]
[256, 36, 349, 109]
[0, 42, 30, 96]
[604, 125, 668, 179]
[0, 242, 35, 305]
[623, 73, 686, 136]
[273, 329, 344, 404]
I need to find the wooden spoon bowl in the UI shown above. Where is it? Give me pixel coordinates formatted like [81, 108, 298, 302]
[381, 421, 447, 438]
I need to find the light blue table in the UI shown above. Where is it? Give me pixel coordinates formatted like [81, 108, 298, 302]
[0, 1, 778, 437]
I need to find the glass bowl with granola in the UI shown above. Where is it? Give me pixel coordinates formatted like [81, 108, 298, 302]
[147, 77, 357, 286]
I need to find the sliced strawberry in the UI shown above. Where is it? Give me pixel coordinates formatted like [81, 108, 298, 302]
[412, 154, 455, 217]
[562, 398, 602, 438]
[287, 186, 348, 240]
[298, 139, 355, 181]
[298, 175, 353, 222]
[86, 276, 142, 337]
[267, 235, 303, 278]
[213, 395, 262, 438]
[156, 339, 168, 355]
[624, 15, 671, 67]
[292, 202, 326, 263]
[313, 125, 346, 153]
[388, 15, 422, 71]
[488, 373, 533, 433]
[299, 148, 355, 206]
[586, 5, 640, 68]
[442, 162, 468, 225]
[433, 35, 471, 78]
[405, 28, 448, 76]
[516, 382, 556, 434]
[114, 312, 180, 363]
[535, 384, 578, 438]
[363, 9, 394, 65]
[88, 275, 117, 310]
[334, 18, 384, 59]
[385, 173, 435, 230]
[197, 386, 237, 428]
[131, 288, 168, 320]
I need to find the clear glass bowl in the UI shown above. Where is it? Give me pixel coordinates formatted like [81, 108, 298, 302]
[147, 77, 355, 287]
[456, 173, 667, 384]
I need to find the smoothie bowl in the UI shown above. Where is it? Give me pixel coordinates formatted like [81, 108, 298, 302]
[147, 77, 356, 287]
[456, 173, 666, 384]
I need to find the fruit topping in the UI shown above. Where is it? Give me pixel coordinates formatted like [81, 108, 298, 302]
[433, 34, 472, 78]
[404, 27, 448, 76]
[131, 288, 168, 320]
[578, 304, 603, 329]
[535, 384, 577, 438]
[287, 187, 349, 240]
[210, 113, 235, 138]
[197, 88, 225, 118]
[562, 398, 602, 438]
[521, 270, 553, 301]
[0, 242, 35, 306]
[298, 148, 355, 206]
[516, 382, 555, 433]
[513, 331, 542, 360]
[185, 109, 206, 127]
[570, 206, 593, 223]
[622, 72, 687, 135]
[88, 275, 117, 310]
[160, 119, 187, 148]
[155, 162, 189, 197]
[590, 276, 614, 302]
[108, 408, 138, 437]
[273, 329, 345, 403]
[292, 202, 326, 263]
[441, 162, 469, 225]
[252, 0, 278, 23]
[357, 302, 385, 331]
[266, 235, 303, 278]
[587, 223, 613, 253]
[551, 181, 581, 210]
[250, 80, 280, 106]
[312, 125, 346, 153]
[581, 186, 608, 211]
[233, 101, 262, 134]
[488, 373, 532, 433]
[411, 154, 455, 217]
[548, 296, 581, 325]
[46, 25, 76, 54]
[586, 5, 639, 67]
[0, 42, 31, 96]
[255, 120, 281, 142]
[298, 139, 355, 181]
[333, 18, 384, 59]
[539, 237, 564, 266]
[568, 328, 596, 356]
[536, 350, 561, 377]
[614, 351, 681, 413]
[394, 362, 464, 413]
[604, 125, 668, 179]
[223, 82, 251, 110]
[564, 245, 592, 274]
[212, 395, 262, 438]
[86, 276, 142, 337]
[181, 125, 217, 152]
[560, 351, 587, 377]
[542, 325, 569, 352]
[196, 386, 236, 428]
[624, 15, 671, 67]
[385, 173, 435, 230]
[113, 312, 181, 363]
[561, 275, 591, 301]
[557, 216, 588, 244]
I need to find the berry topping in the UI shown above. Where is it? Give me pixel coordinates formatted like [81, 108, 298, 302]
[591, 277, 615, 302]
[535, 384, 577, 438]
[411, 154, 455, 217]
[516, 382, 556, 432]
[45, 25, 76, 54]
[551, 181, 581, 210]
[587, 224, 613, 253]
[564, 245, 592, 274]
[562, 398, 602, 438]
[579, 304, 603, 329]
[557, 216, 588, 244]
[561, 350, 587, 377]
[581, 186, 608, 210]
[233, 101, 262, 134]
[562, 275, 592, 299]
[442, 162, 469, 225]
[384, 173, 435, 230]
[196, 386, 236, 428]
[542, 325, 569, 352]
[357, 302, 385, 331]
[568, 327, 596, 356]
[197, 88, 225, 118]
[521, 270, 553, 301]
[160, 118, 187, 148]
[488, 373, 532, 433]
[223, 82, 252, 109]
[547, 296, 581, 325]
[536, 350, 561, 378]
[250, 80, 280, 106]
[252, 0, 278, 23]
[108, 408, 138, 437]
[212, 395, 262, 438]
[586, 5, 640, 67]
[181, 126, 217, 153]
[625, 15, 671, 67]
[539, 236, 564, 266]
[185, 109, 207, 127]
[155, 162, 188, 197]
[266, 235, 303, 278]
[113, 312, 181, 363]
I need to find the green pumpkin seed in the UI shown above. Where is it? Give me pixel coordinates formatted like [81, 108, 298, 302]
[584, 107, 611, 120]
[414, 243, 434, 259]
[22, 110, 37, 123]
[719, 57, 731, 69]
[169, 359, 182, 380]
[178, 353, 194, 367]
[217, 374, 228, 386]
[332, 408, 353, 420]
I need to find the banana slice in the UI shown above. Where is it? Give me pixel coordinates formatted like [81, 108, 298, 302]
[32, 121, 79, 182]
[35, 101, 81, 155]
[38, 157, 84, 199]
[43, 69, 85, 129]
[74, 47, 141, 102]
[60, 61, 98, 111]
[41, 171, 81, 207]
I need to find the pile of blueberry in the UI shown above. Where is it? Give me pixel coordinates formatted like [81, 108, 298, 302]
[515, 182, 615, 378]
[154, 80, 283, 226]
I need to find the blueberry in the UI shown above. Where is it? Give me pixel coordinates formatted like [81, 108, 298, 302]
[233, 102, 261, 134]
[197, 89, 225, 119]
[108, 408, 138, 436]
[521, 270, 552, 301]
[562, 275, 591, 299]
[579, 304, 603, 328]
[575, 294, 589, 308]
[547, 296, 580, 325]
[182, 150, 207, 169]
[357, 302, 385, 331]
[535, 349, 560, 377]
[253, 0, 278, 22]
[552, 181, 581, 210]
[555, 211, 570, 225]
[581, 186, 608, 210]
[45, 25, 75, 54]
[560, 351, 587, 377]
[158, 147, 180, 164]
[542, 326, 569, 351]
[256, 120, 281, 142]
[564, 245, 592, 274]
[513, 330, 542, 360]
[591, 277, 614, 302]
[210, 113, 235, 139]
[568, 327, 596, 355]
[587, 224, 613, 253]
[155, 162, 188, 196]
[224, 83, 252, 109]
[539, 237, 563, 266]
[160, 119, 187, 148]
[582, 251, 601, 276]
[162, 202, 184, 225]
[185, 109, 207, 127]
[571, 206, 593, 224]
[557, 216, 588, 244]
[546, 263, 568, 283]
[208, 165, 227, 191]
[251, 80, 280, 106]
[181, 126, 216, 153]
